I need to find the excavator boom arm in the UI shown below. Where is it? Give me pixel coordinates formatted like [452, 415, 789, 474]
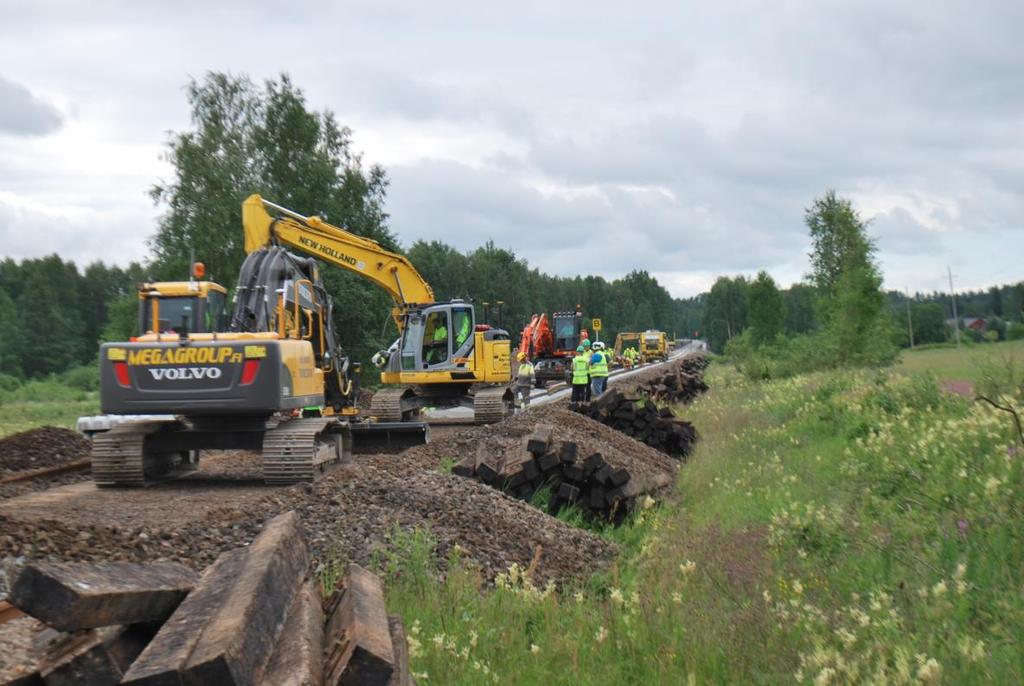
[242, 195, 435, 324]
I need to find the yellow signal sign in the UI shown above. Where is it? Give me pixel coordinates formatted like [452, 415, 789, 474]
[592, 318, 602, 331]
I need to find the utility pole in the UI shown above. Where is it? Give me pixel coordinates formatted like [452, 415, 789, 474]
[905, 289, 914, 348]
[947, 266, 961, 348]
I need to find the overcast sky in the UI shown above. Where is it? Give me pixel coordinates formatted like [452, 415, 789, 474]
[1, 1, 1022, 297]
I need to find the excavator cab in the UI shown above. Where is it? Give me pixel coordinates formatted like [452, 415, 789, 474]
[552, 312, 582, 352]
[399, 302, 475, 370]
[138, 280, 229, 335]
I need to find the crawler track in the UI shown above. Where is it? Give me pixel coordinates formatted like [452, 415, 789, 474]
[91, 420, 184, 487]
[262, 417, 343, 485]
[369, 388, 408, 422]
[473, 386, 514, 424]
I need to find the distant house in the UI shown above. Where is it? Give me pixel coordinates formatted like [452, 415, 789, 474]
[963, 318, 987, 332]
[946, 317, 987, 332]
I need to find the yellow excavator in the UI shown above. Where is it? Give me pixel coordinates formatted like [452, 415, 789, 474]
[93, 195, 510, 487]
[241, 195, 514, 424]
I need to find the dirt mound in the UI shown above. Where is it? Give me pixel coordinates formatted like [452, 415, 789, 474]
[407, 408, 680, 523]
[414, 407, 678, 480]
[0, 455, 616, 587]
[0, 427, 89, 475]
[612, 353, 709, 399]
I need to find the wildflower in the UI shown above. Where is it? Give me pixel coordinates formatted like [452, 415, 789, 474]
[916, 657, 942, 684]
[407, 634, 422, 659]
[835, 627, 856, 647]
[762, 590, 772, 603]
[954, 562, 967, 579]
[814, 666, 836, 686]
[431, 633, 446, 648]
[641, 495, 656, 510]
[931, 580, 947, 597]
[629, 591, 640, 607]
[410, 620, 421, 636]
[956, 579, 968, 595]
[595, 626, 608, 643]
[530, 643, 540, 655]
[609, 588, 624, 605]
[792, 580, 804, 596]
[984, 476, 1002, 496]
[574, 591, 584, 604]
[469, 630, 478, 647]
[413, 671, 429, 681]
[958, 636, 985, 662]
[672, 592, 682, 604]
[679, 560, 696, 576]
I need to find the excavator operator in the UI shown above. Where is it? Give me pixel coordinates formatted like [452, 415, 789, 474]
[426, 314, 449, 365]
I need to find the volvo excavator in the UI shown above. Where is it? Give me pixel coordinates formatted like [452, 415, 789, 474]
[92, 195, 511, 487]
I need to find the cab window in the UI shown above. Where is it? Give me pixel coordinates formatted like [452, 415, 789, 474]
[423, 311, 449, 366]
[452, 307, 473, 351]
[143, 297, 198, 334]
[205, 291, 227, 332]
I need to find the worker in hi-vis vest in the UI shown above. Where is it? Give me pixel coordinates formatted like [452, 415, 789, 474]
[515, 351, 535, 411]
[590, 341, 610, 396]
[571, 345, 590, 403]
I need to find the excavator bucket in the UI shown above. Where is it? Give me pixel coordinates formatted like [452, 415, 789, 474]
[349, 421, 429, 454]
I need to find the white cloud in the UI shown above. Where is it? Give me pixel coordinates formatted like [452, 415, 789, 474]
[0, 76, 63, 136]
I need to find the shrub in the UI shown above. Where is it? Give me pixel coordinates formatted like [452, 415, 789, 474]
[0, 373, 21, 393]
[8, 377, 90, 403]
[62, 364, 100, 392]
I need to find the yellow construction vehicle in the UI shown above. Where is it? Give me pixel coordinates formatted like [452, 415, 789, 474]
[640, 329, 669, 362]
[613, 332, 641, 368]
[241, 195, 513, 424]
[93, 219, 431, 487]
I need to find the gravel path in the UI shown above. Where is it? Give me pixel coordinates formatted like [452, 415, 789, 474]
[0, 447, 616, 590]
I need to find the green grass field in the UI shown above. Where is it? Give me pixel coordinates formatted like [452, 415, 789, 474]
[896, 339, 1024, 383]
[377, 364, 1023, 684]
[0, 378, 99, 438]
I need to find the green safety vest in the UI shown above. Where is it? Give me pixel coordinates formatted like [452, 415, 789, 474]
[571, 354, 590, 384]
[517, 362, 534, 384]
[590, 351, 609, 377]
[433, 325, 448, 342]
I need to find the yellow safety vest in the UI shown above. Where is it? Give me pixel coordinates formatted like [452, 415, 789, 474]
[571, 354, 590, 384]
[590, 351, 609, 377]
[456, 317, 471, 345]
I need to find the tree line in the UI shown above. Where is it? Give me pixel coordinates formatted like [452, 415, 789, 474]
[0, 257, 145, 379]
[700, 191, 1024, 379]
[701, 271, 1024, 356]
